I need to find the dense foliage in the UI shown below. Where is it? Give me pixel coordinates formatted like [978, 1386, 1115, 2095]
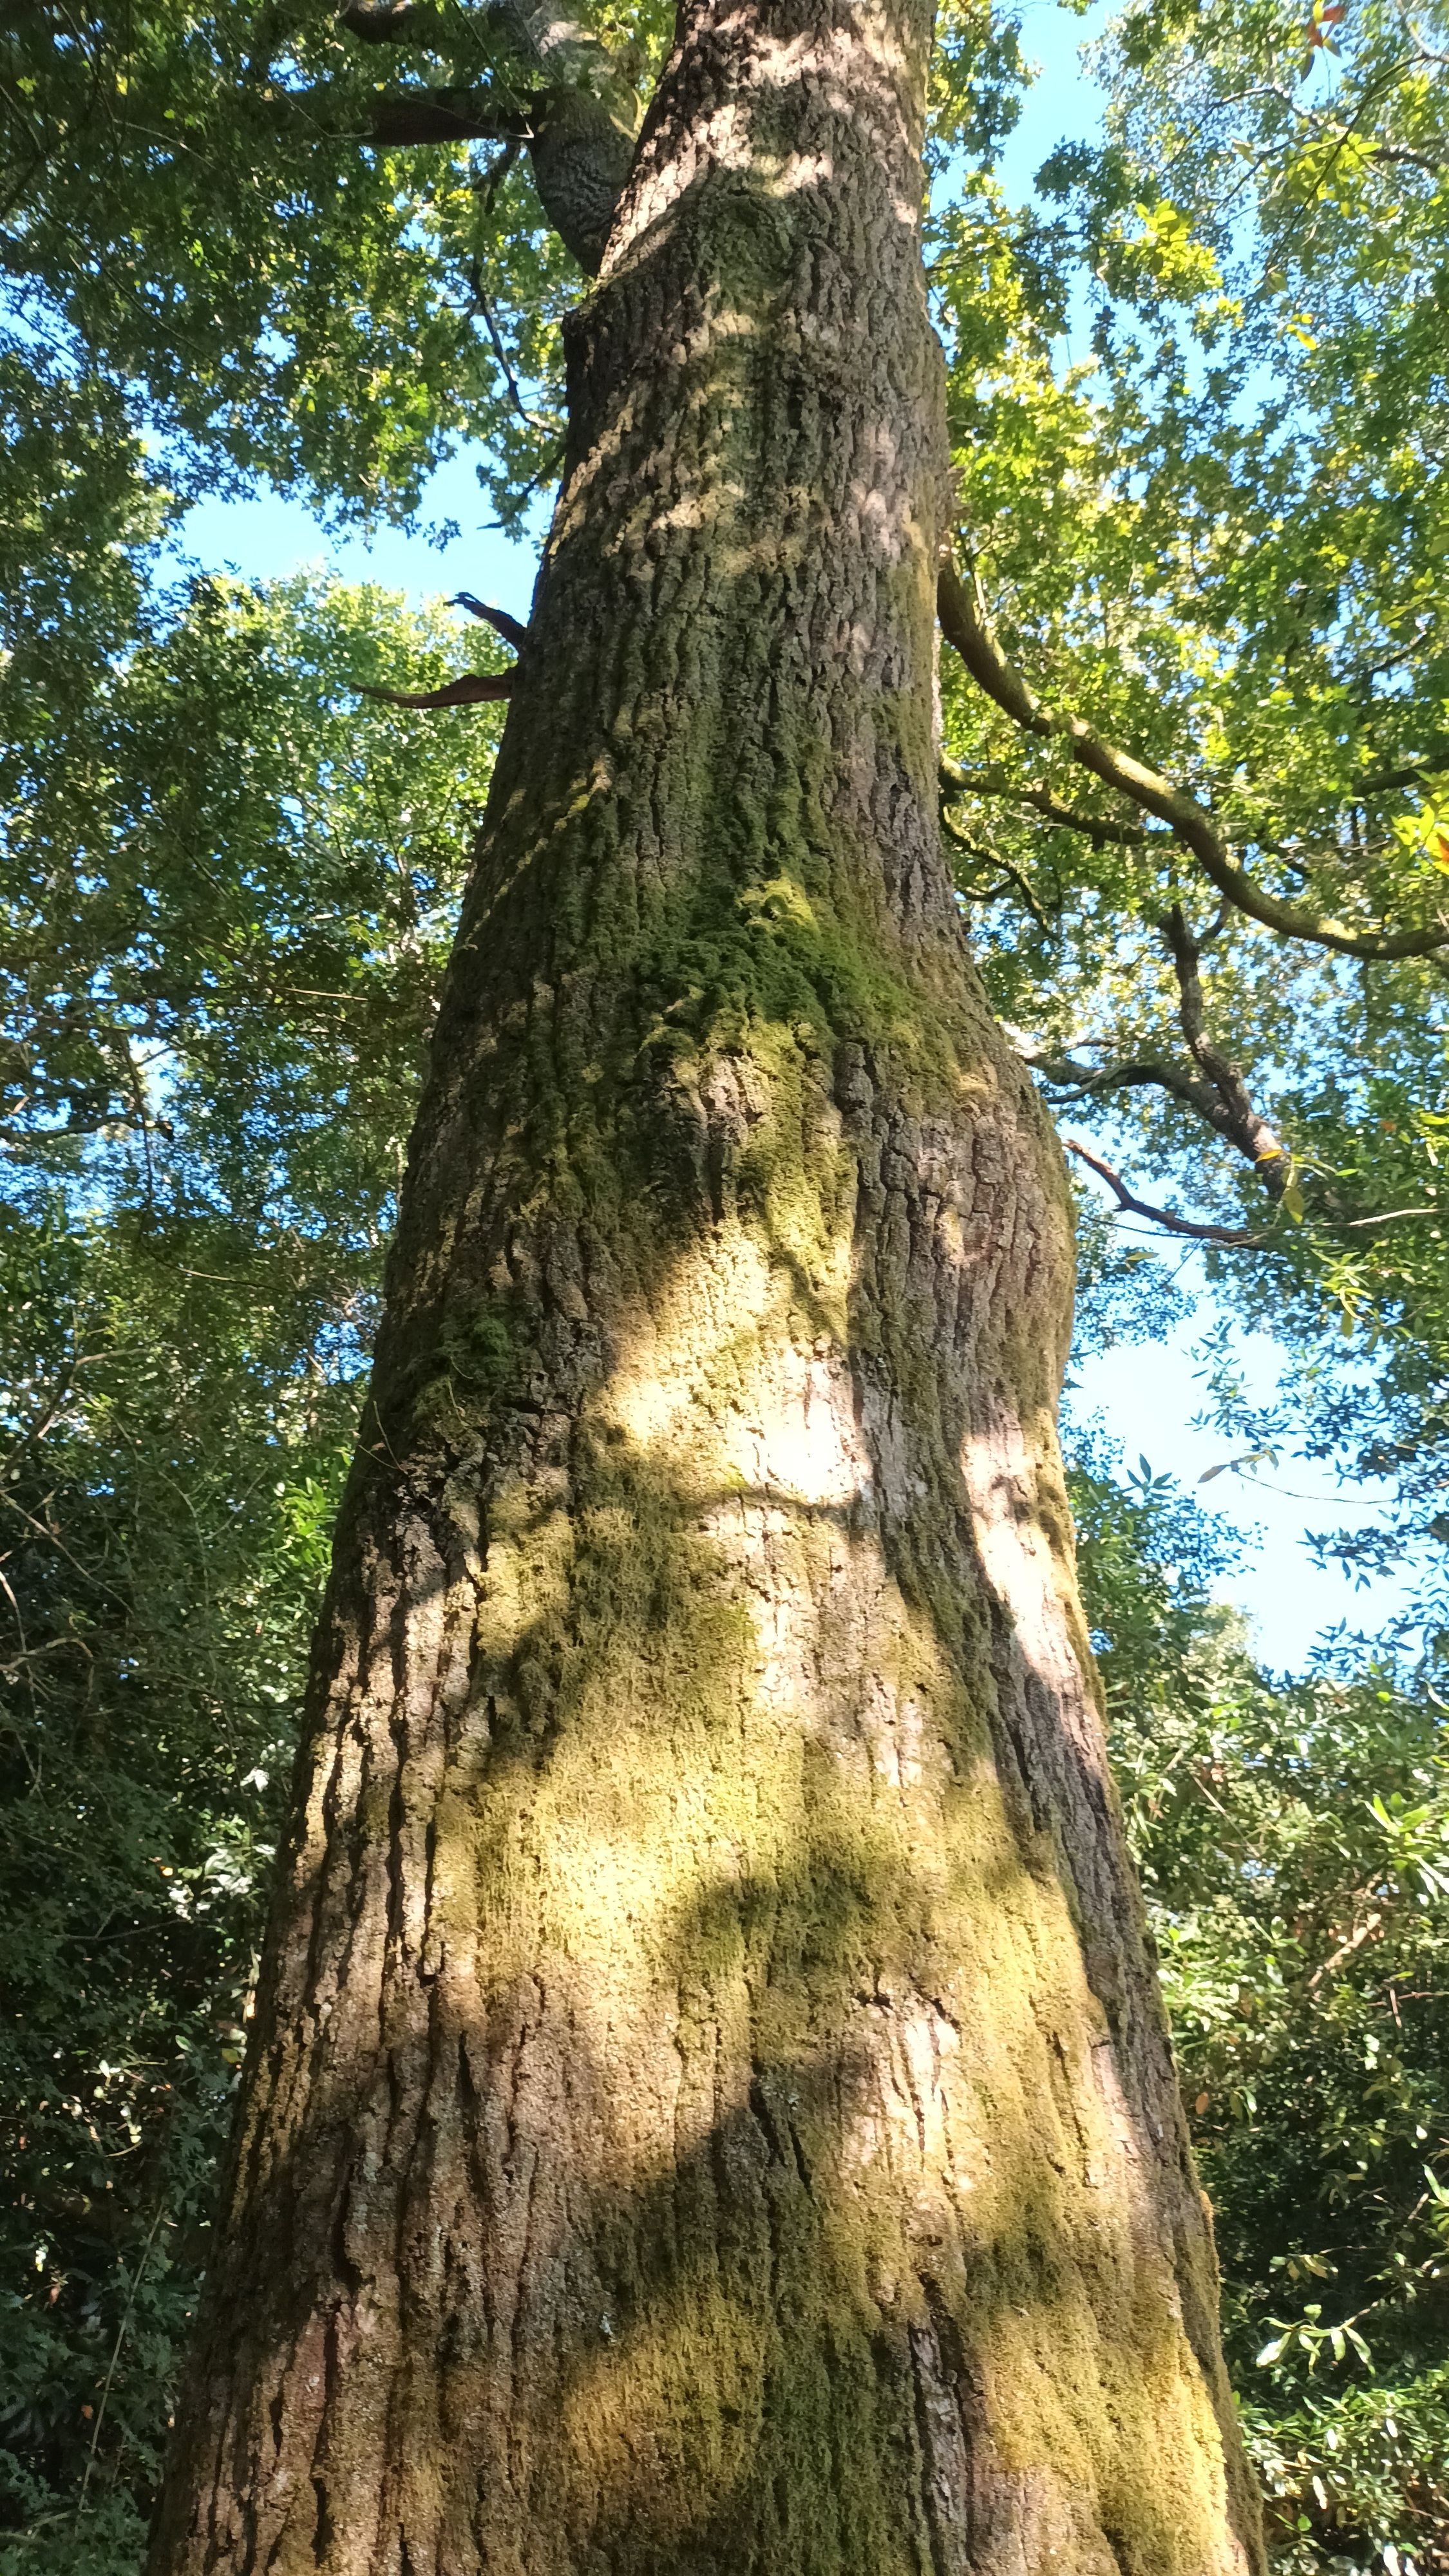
[0, 569, 502, 2573]
[1075, 1437, 1449, 2573]
[3, 0, 1448, 2568]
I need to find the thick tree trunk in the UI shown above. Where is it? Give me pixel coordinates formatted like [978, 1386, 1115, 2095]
[151, 0, 1262, 2567]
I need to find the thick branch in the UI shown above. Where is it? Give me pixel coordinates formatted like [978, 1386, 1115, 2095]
[330, 0, 639, 269]
[296, 68, 630, 266]
[361, 86, 529, 144]
[337, 1, 455, 41]
[1159, 903, 1289, 1197]
[937, 552, 1449, 961]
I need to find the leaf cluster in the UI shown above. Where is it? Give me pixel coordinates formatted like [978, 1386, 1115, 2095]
[925, 0, 1449, 1650]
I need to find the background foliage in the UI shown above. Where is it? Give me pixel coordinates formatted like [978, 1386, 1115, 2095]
[0, 567, 504, 2573]
[3, 0, 1448, 2569]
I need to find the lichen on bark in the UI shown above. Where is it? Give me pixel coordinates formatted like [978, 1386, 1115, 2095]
[149, 0, 1264, 2566]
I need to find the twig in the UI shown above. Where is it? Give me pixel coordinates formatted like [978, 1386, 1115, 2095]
[76, 2208, 166, 2524]
[1345, 1207, 1435, 1227]
[467, 261, 549, 432]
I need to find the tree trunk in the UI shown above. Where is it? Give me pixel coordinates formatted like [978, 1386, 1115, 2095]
[150, 0, 1262, 2566]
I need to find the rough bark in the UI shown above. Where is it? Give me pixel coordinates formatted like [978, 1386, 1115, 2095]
[149, 0, 1264, 2566]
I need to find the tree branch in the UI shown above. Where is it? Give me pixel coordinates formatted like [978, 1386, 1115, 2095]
[464, 264, 548, 431]
[938, 803, 1056, 934]
[359, 671, 515, 708]
[291, 67, 629, 267]
[451, 591, 528, 651]
[1352, 753, 1449, 796]
[1064, 1138, 1267, 1247]
[337, 0, 450, 38]
[1023, 1045, 1238, 1132]
[1021, 905, 1292, 1204]
[939, 754, 1146, 851]
[937, 550, 1449, 961]
[1158, 902, 1290, 1196]
[360, 86, 530, 146]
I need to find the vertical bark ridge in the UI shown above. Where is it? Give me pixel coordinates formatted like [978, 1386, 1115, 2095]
[150, 0, 1262, 2568]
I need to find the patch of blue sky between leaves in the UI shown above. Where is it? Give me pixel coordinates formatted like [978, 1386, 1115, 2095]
[994, 0, 1113, 363]
[996, 0, 1113, 204]
[171, 446, 539, 623]
[1069, 1276, 1418, 1677]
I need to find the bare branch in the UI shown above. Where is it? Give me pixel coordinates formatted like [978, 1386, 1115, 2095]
[358, 671, 515, 709]
[451, 591, 529, 651]
[357, 594, 524, 711]
[1345, 1207, 1436, 1227]
[1159, 903, 1290, 1196]
[464, 264, 549, 433]
[1064, 1138, 1267, 1247]
[1024, 1045, 1234, 1128]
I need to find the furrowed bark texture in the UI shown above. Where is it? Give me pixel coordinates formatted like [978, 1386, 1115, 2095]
[151, 0, 1262, 2568]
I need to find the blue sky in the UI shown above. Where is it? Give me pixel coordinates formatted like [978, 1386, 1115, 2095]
[1068, 1316, 1409, 1673]
[169, 1, 1414, 1675]
[178, 451, 539, 624]
[996, 0, 1113, 201]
